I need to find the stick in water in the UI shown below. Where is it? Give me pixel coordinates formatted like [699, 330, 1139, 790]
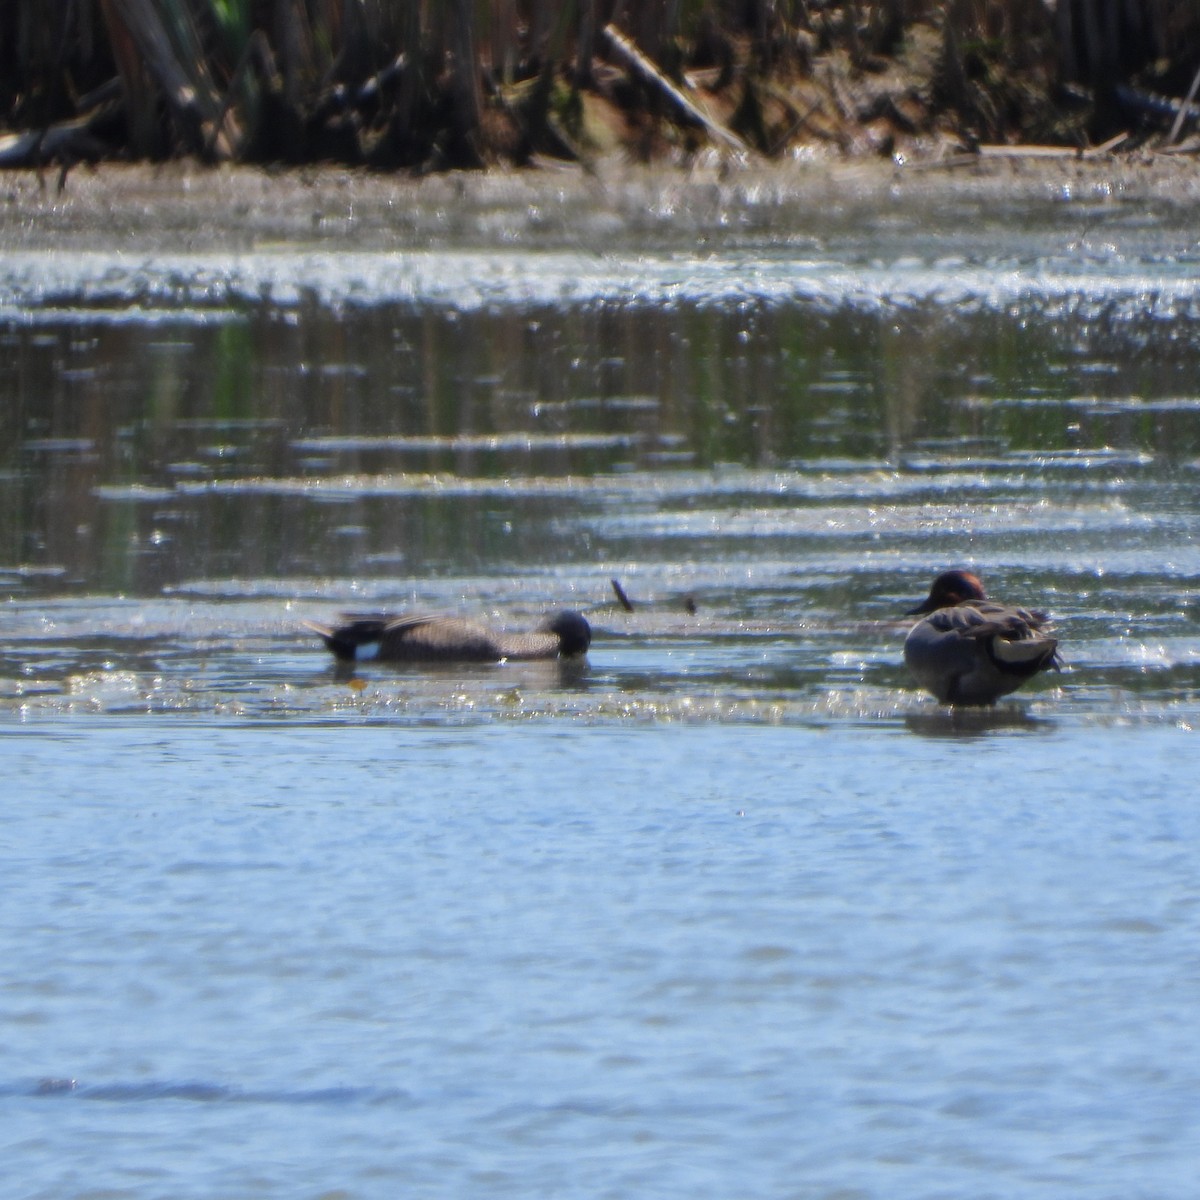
[611, 578, 635, 612]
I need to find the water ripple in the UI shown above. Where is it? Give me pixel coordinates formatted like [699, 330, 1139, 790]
[4, 249, 1200, 318]
[9, 1078, 412, 1106]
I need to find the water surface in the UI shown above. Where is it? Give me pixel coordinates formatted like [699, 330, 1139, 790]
[2, 166, 1199, 1197]
[7, 720, 1199, 1199]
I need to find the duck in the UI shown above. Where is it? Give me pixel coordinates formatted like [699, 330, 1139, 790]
[306, 609, 591, 664]
[903, 569, 1062, 705]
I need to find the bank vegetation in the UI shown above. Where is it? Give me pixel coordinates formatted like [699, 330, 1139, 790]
[2, 1, 1199, 177]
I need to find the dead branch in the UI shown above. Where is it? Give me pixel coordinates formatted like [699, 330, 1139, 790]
[600, 23, 752, 156]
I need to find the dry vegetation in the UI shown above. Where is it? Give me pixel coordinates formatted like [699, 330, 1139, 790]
[2, 1, 1199, 177]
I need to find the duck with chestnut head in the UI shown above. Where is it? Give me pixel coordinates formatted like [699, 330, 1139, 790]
[903, 570, 1062, 705]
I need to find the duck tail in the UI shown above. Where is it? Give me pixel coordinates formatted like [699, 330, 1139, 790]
[303, 619, 385, 662]
[991, 635, 1060, 674]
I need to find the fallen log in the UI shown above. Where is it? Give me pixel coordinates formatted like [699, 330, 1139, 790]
[977, 143, 1081, 159]
[975, 133, 1126, 160]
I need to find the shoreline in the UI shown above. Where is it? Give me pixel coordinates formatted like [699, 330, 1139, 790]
[3, 154, 1200, 255]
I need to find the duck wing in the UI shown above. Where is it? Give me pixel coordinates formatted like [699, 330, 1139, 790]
[376, 615, 504, 661]
[307, 613, 504, 661]
[948, 601, 1062, 673]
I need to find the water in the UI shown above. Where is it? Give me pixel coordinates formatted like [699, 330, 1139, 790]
[2, 165, 1200, 1197]
[6, 721, 1199, 1198]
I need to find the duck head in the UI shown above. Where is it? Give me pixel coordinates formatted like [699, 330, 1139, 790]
[906, 569, 987, 615]
[544, 610, 592, 657]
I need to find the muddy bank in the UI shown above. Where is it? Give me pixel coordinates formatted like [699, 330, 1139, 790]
[4, 156, 1200, 257]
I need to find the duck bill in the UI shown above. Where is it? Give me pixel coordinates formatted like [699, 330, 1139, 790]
[906, 597, 935, 616]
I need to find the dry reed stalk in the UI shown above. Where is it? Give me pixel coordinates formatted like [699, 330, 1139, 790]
[491, 0, 519, 83]
[576, 0, 596, 86]
[103, 0, 191, 152]
[397, 0, 422, 140]
[449, 0, 483, 163]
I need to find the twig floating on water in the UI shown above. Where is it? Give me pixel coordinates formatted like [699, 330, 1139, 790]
[611, 578, 635, 612]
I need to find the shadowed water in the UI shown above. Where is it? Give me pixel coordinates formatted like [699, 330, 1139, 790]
[2, 171, 1199, 1198]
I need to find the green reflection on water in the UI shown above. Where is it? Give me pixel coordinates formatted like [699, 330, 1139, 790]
[3, 297, 1200, 599]
[212, 322, 255, 423]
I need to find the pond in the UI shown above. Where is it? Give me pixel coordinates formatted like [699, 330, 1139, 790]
[2, 163, 1198, 1198]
